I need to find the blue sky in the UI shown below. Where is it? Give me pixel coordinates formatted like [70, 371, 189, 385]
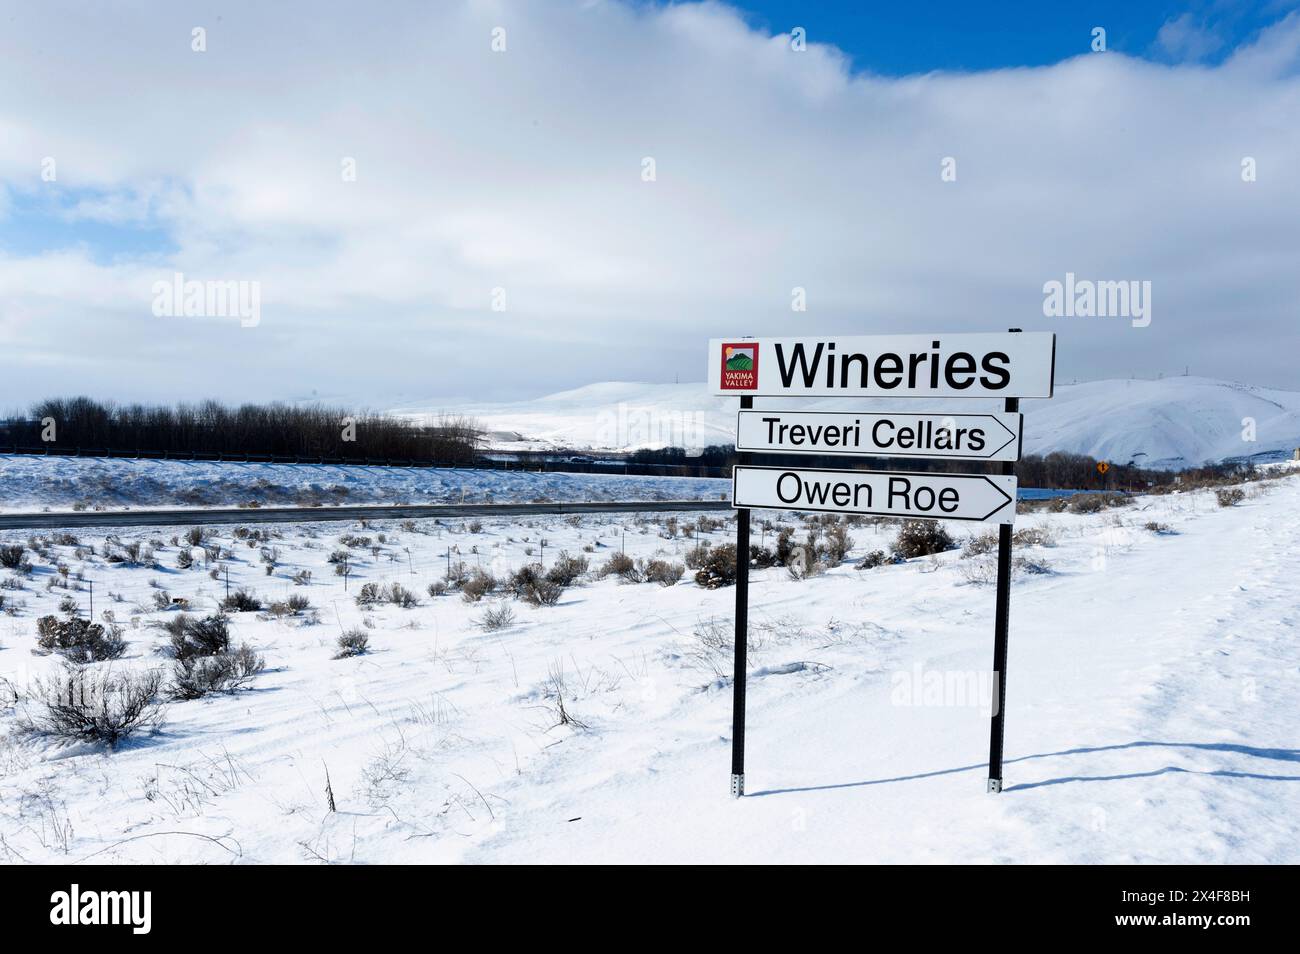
[732, 0, 1299, 74]
[0, 188, 176, 264]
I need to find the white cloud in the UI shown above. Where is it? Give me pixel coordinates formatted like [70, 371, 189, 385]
[1155, 13, 1225, 62]
[0, 0, 1298, 407]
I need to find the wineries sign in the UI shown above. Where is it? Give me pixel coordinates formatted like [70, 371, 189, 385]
[718, 329, 1055, 800]
[708, 332, 1055, 398]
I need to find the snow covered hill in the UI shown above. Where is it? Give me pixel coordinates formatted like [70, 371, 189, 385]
[394, 377, 1300, 470]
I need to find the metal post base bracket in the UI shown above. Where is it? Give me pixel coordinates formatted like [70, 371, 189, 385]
[731, 774, 745, 799]
[987, 778, 1003, 794]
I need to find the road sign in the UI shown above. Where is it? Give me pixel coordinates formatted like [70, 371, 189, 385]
[720, 327, 1046, 801]
[735, 410, 1023, 462]
[708, 332, 1055, 398]
[732, 465, 1018, 524]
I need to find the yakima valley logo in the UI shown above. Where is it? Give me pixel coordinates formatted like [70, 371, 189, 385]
[720, 342, 758, 390]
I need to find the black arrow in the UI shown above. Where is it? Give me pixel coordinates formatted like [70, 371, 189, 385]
[977, 475, 1016, 520]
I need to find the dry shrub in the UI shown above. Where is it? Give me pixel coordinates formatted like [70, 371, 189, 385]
[334, 628, 370, 658]
[684, 543, 711, 570]
[856, 549, 898, 570]
[693, 544, 737, 589]
[163, 611, 261, 697]
[443, 560, 469, 588]
[476, 603, 516, 631]
[962, 531, 998, 557]
[1067, 494, 1106, 514]
[509, 564, 565, 606]
[523, 578, 564, 606]
[220, 588, 262, 612]
[598, 551, 637, 580]
[1012, 526, 1056, 547]
[461, 569, 497, 603]
[169, 614, 229, 661]
[169, 644, 264, 700]
[683, 616, 760, 677]
[960, 554, 1053, 585]
[546, 552, 588, 586]
[891, 521, 955, 560]
[356, 581, 420, 608]
[643, 560, 685, 586]
[35, 615, 127, 664]
[819, 524, 853, 563]
[18, 666, 164, 747]
[385, 582, 420, 608]
[786, 547, 824, 580]
[1215, 488, 1245, 508]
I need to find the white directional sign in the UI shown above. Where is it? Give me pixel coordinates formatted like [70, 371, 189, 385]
[736, 410, 1023, 462]
[732, 465, 1018, 525]
[708, 332, 1055, 398]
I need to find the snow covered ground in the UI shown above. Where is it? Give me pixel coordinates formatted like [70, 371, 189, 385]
[0, 467, 1296, 863]
[0, 454, 728, 513]
[395, 376, 1300, 469]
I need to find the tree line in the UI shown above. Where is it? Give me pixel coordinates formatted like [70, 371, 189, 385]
[6, 397, 481, 464]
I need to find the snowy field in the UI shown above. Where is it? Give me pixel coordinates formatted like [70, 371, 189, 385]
[0, 455, 728, 512]
[0, 468, 1297, 863]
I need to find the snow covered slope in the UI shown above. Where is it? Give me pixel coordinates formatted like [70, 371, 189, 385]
[1022, 378, 1300, 469]
[0, 455, 727, 512]
[395, 377, 1300, 470]
[1, 471, 1297, 863]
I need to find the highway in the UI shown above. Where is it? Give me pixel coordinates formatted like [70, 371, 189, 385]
[0, 498, 732, 531]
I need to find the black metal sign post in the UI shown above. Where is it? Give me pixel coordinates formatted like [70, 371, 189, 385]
[987, 329, 1021, 793]
[731, 395, 752, 798]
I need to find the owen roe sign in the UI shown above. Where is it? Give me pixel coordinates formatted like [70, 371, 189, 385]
[732, 465, 1018, 524]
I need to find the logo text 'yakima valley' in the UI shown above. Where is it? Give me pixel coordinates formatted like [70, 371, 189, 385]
[720, 342, 758, 390]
